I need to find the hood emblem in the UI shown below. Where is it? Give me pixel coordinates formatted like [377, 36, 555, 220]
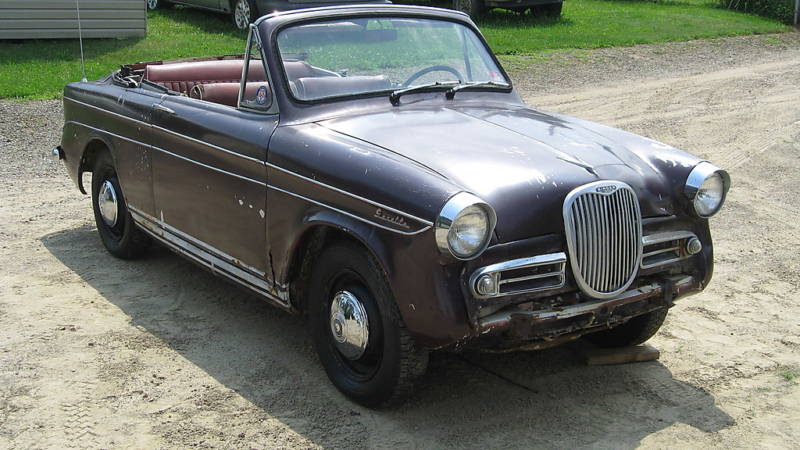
[596, 185, 618, 194]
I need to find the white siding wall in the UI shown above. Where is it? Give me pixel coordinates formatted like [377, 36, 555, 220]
[0, 0, 146, 39]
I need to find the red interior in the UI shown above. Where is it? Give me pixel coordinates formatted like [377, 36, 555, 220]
[143, 59, 391, 106]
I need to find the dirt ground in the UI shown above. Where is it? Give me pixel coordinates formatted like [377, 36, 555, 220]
[1, 32, 799, 449]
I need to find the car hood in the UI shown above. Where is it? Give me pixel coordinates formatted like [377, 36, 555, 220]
[318, 103, 701, 242]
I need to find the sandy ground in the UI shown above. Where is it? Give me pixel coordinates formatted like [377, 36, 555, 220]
[1, 33, 800, 449]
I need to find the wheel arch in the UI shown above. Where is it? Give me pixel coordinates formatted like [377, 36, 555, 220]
[285, 211, 394, 315]
[76, 137, 115, 195]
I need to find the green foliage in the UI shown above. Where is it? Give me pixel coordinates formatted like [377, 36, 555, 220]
[779, 366, 800, 382]
[718, 0, 795, 24]
[0, 1, 789, 99]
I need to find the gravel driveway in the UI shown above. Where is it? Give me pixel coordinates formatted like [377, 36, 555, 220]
[1, 32, 799, 449]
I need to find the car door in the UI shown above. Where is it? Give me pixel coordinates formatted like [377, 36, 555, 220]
[148, 36, 278, 291]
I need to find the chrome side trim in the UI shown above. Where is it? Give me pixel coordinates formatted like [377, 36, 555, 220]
[640, 231, 697, 270]
[66, 98, 432, 232]
[65, 97, 264, 165]
[469, 252, 567, 299]
[265, 162, 434, 227]
[129, 207, 290, 308]
[129, 205, 267, 278]
[67, 121, 267, 186]
[268, 184, 431, 236]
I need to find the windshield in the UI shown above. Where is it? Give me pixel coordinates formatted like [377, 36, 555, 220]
[276, 17, 508, 101]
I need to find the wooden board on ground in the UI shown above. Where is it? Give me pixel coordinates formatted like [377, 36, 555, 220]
[583, 344, 660, 366]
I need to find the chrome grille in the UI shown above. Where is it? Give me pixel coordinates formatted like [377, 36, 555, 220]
[563, 181, 642, 299]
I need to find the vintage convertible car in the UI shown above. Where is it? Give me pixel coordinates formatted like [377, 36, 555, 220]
[55, 5, 730, 406]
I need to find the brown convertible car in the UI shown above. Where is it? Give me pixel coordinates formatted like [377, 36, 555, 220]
[55, 5, 730, 406]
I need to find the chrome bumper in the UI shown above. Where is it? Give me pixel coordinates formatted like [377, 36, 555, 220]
[478, 274, 700, 339]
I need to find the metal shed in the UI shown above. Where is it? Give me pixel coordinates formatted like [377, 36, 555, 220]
[0, 0, 146, 39]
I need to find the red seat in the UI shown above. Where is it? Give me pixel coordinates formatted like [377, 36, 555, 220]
[189, 82, 269, 107]
[144, 59, 317, 94]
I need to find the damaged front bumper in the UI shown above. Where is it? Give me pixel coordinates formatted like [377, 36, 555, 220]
[465, 274, 701, 351]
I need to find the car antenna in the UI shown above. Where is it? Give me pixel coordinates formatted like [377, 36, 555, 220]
[76, 0, 87, 82]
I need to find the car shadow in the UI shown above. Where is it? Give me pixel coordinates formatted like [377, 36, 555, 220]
[41, 224, 734, 448]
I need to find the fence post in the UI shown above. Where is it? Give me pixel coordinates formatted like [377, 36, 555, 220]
[795, 0, 799, 25]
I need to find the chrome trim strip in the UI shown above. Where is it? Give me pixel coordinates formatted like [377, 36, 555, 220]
[469, 252, 567, 299]
[151, 144, 266, 186]
[67, 121, 267, 187]
[640, 231, 698, 270]
[129, 205, 267, 278]
[268, 184, 431, 236]
[265, 162, 434, 227]
[65, 97, 265, 165]
[129, 208, 290, 308]
[66, 98, 432, 231]
[642, 231, 696, 246]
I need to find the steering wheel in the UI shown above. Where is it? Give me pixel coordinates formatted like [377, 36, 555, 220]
[402, 65, 464, 87]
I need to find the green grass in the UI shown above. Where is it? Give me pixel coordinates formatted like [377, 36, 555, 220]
[478, 0, 789, 55]
[779, 366, 800, 382]
[0, 1, 789, 99]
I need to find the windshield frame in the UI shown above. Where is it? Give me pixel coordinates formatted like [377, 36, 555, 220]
[269, 13, 513, 105]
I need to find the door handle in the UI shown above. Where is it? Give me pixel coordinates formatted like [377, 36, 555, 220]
[152, 104, 175, 115]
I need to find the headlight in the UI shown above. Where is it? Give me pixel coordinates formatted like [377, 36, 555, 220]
[684, 162, 731, 218]
[435, 192, 496, 260]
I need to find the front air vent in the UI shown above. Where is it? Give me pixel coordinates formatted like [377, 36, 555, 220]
[470, 253, 566, 299]
[641, 231, 698, 269]
[563, 181, 642, 299]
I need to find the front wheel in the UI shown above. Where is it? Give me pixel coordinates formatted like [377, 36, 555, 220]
[308, 242, 428, 407]
[231, 0, 257, 30]
[91, 152, 150, 259]
[584, 308, 669, 348]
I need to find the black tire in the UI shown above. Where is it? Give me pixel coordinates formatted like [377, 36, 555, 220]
[146, 0, 172, 10]
[531, 2, 563, 17]
[308, 242, 428, 407]
[452, 0, 486, 18]
[584, 308, 669, 348]
[231, 0, 257, 30]
[91, 151, 150, 259]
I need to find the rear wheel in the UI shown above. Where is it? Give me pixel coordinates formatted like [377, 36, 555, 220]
[232, 0, 257, 30]
[531, 2, 563, 17]
[308, 242, 428, 407]
[91, 151, 150, 259]
[452, 0, 486, 18]
[584, 308, 669, 348]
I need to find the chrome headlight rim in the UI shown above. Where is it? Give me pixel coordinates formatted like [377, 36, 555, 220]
[684, 161, 731, 218]
[435, 192, 497, 261]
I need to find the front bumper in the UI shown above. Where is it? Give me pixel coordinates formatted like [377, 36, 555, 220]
[464, 274, 701, 351]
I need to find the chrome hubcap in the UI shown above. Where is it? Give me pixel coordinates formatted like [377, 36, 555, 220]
[235, 0, 250, 29]
[98, 180, 119, 227]
[329, 290, 369, 360]
[147, 0, 158, 9]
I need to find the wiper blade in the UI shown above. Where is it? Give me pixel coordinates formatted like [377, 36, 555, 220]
[389, 81, 460, 105]
[445, 81, 511, 99]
